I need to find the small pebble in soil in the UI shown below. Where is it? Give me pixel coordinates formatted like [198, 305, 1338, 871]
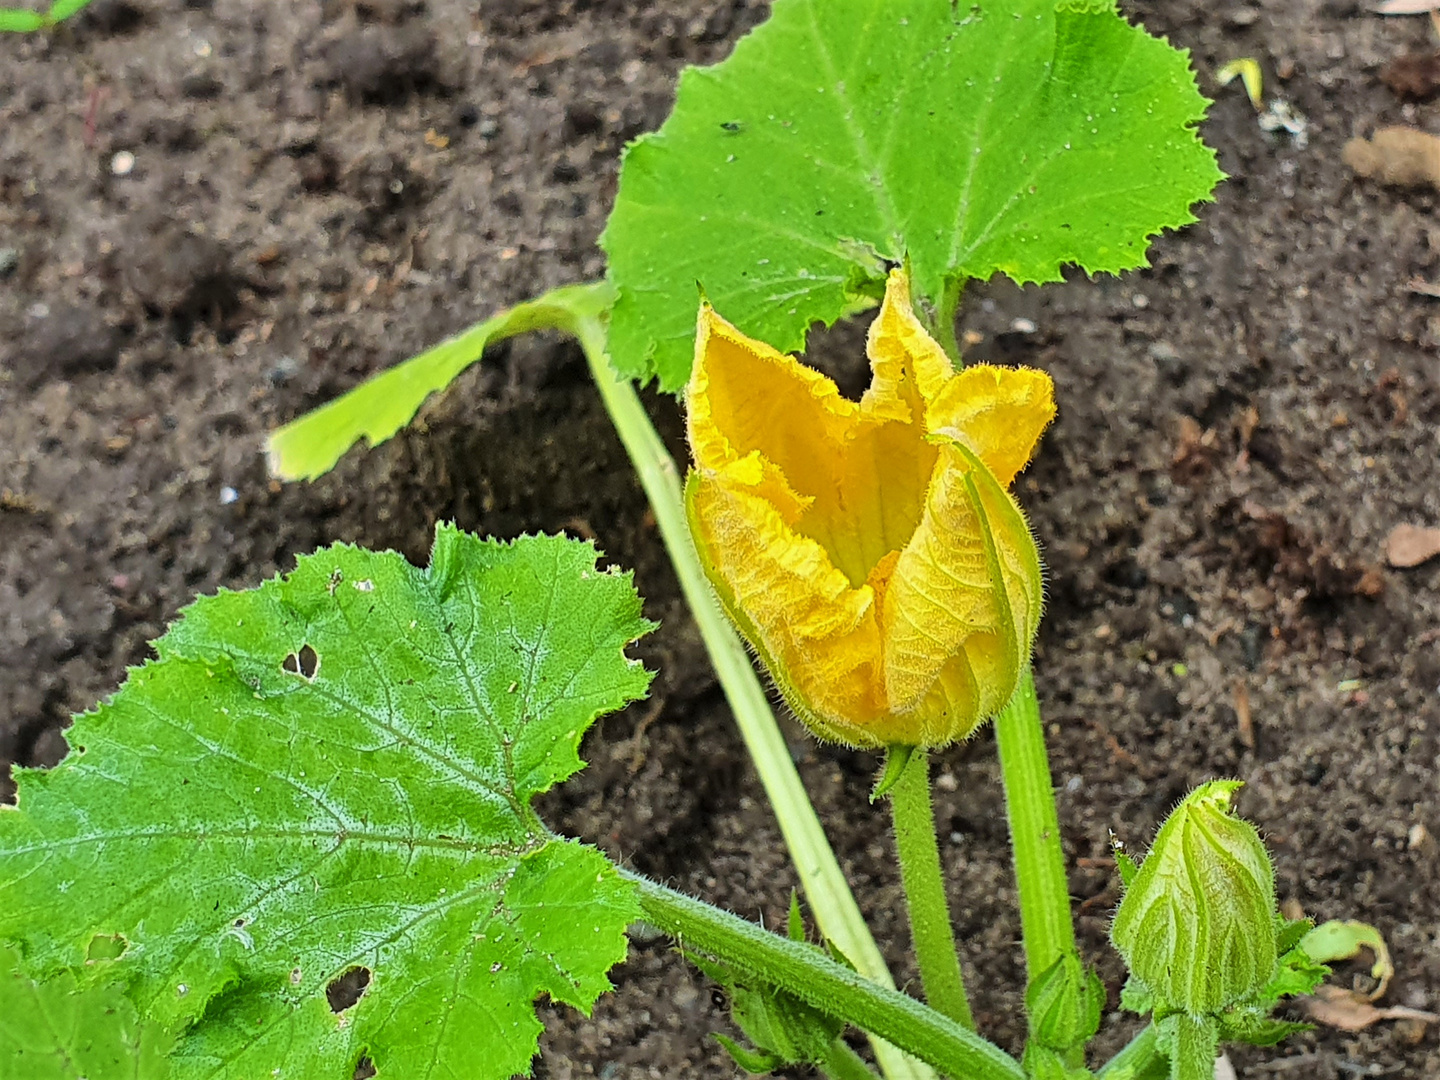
[110, 150, 135, 176]
[219, 486, 239, 505]
[1009, 316, 1037, 334]
[266, 355, 299, 387]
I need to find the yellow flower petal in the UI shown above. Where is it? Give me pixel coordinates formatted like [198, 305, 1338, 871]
[685, 472, 886, 745]
[863, 268, 955, 421]
[882, 439, 1044, 731]
[927, 364, 1056, 487]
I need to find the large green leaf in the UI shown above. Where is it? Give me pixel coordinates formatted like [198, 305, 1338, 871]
[1, 945, 173, 1079]
[0, 527, 653, 1079]
[602, 0, 1222, 389]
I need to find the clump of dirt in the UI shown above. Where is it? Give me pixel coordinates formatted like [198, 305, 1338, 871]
[1, 0, 1438, 1076]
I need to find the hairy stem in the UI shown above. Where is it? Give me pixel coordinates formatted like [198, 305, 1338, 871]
[915, 276, 963, 365]
[579, 322, 931, 1080]
[994, 668, 1082, 1062]
[625, 871, 1026, 1080]
[889, 750, 974, 1029]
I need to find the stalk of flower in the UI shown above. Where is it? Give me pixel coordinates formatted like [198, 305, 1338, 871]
[683, 266, 1056, 1029]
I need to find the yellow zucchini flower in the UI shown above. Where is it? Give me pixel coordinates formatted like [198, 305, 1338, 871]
[684, 269, 1055, 749]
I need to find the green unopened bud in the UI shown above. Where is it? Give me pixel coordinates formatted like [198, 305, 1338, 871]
[1111, 780, 1278, 1015]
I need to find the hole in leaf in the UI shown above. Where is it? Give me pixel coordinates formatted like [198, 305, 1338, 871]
[282, 644, 320, 680]
[326, 966, 371, 1013]
[353, 1055, 377, 1080]
[86, 933, 128, 962]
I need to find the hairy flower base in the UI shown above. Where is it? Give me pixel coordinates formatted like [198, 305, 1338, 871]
[684, 269, 1054, 749]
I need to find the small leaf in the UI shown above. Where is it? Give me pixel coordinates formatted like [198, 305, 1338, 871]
[1215, 58, 1263, 109]
[266, 281, 614, 481]
[1298, 920, 1392, 998]
[0, 9, 47, 30]
[1, 944, 174, 1079]
[604, 0, 1221, 388]
[45, 0, 93, 20]
[0, 528, 654, 1080]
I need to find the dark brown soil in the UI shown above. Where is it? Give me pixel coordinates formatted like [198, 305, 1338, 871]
[2, 1, 1438, 1077]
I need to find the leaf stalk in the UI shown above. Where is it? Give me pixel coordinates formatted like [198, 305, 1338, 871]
[623, 870, 1025, 1080]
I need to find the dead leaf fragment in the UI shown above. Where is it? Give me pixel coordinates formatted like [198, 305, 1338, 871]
[1300, 985, 1439, 1032]
[1385, 523, 1440, 567]
[1233, 679, 1255, 749]
[1172, 415, 1219, 482]
[1344, 126, 1440, 189]
[1382, 51, 1440, 100]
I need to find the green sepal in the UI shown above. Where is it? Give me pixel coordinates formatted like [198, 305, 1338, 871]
[1026, 951, 1104, 1053]
[1119, 975, 1156, 1017]
[1021, 1043, 1095, 1080]
[787, 890, 806, 943]
[1258, 944, 1329, 1002]
[1275, 916, 1313, 957]
[871, 745, 917, 803]
[1214, 1006, 1312, 1048]
[1111, 781, 1278, 1015]
[1115, 850, 1140, 890]
[1153, 1014, 1218, 1080]
[714, 1033, 785, 1075]
[684, 943, 844, 1071]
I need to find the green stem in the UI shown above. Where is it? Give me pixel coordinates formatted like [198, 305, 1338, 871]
[915, 276, 962, 366]
[579, 320, 932, 1080]
[888, 750, 974, 1029]
[820, 1037, 883, 1080]
[625, 871, 1026, 1080]
[994, 667, 1081, 1064]
[1097, 1024, 1167, 1080]
[995, 668, 1075, 980]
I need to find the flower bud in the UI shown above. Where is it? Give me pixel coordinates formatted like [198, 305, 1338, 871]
[1111, 780, 1278, 1015]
